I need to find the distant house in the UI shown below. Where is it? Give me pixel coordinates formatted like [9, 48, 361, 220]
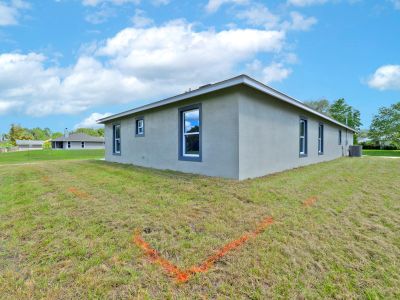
[51, 133, 104, 150]
[16, 140, 45, 151]
[98, 74, 356, 180]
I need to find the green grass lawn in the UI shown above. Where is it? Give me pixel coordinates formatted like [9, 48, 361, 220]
[0, 157, 399, 298]
[363, 149, 400, 157]
[0, 149, 104, 164]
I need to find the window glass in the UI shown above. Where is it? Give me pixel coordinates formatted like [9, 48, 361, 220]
[299, 119, 307, 155]
[136, 119, 144, 135]
[318, 124, 324, 153]
[339, 130, 342, 145]
[183, 109, 200, 157]
[114, 125, 121, 154]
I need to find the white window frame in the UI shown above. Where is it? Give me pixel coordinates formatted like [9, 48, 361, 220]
[299, 118, 307, 156]
[318, 124, 324, 154]
[182, 108, 200, 158]
[137, 119, 144, 135]
[114, 124, 121, 154]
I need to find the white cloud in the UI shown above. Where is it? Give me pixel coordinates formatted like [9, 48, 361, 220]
[262, 62, 292, 83]
[0, 0, 30, 26]
[392, 0, 400, 9]
[236, 4, 316, 32]
[0, 100, 20, 114]
[131, 9, 153, 27]
[81, 0, 139, 6]
[282, 12, 317, 31]
[85, 5, 115, 24]
[74, 112, 112, 129]
[0, 21, 289, 117]
[151, 0, 170, 6]
[205, 0, 248, 13]
[236, 4, 280, 29]
[287, 0, 328, 6]
[367, 65, 400, 90]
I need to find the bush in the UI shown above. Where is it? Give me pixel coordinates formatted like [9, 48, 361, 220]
[360, 142, 399, 150]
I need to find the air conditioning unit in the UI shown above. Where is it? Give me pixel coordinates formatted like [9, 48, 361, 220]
[349, 145, 362, 157]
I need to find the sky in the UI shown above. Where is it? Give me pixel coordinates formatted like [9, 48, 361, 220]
[0, 0, 400, 134]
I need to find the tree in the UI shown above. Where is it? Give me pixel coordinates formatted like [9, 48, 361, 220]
[369, 102, 400, 148]
[328, 98, 362, 143]
[72, 127, 104, 137]
[304, 99, 330, 115]
[7, 124, 34, 145]
[52, 132, 63, 139]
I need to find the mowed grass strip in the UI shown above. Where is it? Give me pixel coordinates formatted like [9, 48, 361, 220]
[0, 149, 104, 165]
[0, 157, 399, 298]
[363, 149, 400, 157]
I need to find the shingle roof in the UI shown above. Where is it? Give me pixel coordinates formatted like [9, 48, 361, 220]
[16, 140, 45, 146]
[51, 133, 104, 142]
[98, 74, 356, 132]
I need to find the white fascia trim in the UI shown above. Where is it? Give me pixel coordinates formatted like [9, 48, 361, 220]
[98, 74, 356, 132]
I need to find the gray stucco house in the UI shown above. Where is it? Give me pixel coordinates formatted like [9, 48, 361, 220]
[51, 133, 105, 150]
[98, 75, 355, 180]
[16, 140, 45, 151]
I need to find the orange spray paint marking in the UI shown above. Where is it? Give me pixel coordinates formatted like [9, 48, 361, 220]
[133, 216, 274, 283]
[303, 196, 317, 207]
[68, 187, 90, 199]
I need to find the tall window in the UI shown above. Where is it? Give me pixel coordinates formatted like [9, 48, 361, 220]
[68, 141, 71, 148]
[299, 118, 307, 156]
[135, 118, 144, 136]
[113, 124, 121, 154]
[338, 130, 342, 145]
[81, 141, 85, 148]
[179, 105, 201, 161]
[318, 124, 324, 154]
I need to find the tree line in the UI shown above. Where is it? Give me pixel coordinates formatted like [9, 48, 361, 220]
[305, 98, 400, 149]
[1, 124, 104, 146]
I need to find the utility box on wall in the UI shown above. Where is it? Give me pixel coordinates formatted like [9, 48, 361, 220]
[349, 145, 362, 157]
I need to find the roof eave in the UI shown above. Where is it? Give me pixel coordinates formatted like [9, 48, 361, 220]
[97, 74, 356, 132]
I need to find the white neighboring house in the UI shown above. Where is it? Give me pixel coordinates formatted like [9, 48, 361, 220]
[16, 140, 45, 151]
[51, 133, 105, 150]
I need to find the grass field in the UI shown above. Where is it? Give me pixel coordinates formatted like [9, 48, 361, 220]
[0, 157, 399, 298]
[0, 149, 104, 164]
[363, 149, 400, 157]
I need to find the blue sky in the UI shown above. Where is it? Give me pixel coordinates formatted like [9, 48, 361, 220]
[1, 0, 400, 134]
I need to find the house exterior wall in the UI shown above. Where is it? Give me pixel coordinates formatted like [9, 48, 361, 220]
[238, 86, 353, 180]
[105, 88, 240, 179]
[18, 145, 43, 151]
[52, 141, 104, 149]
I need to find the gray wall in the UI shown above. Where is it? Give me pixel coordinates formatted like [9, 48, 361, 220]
[105, 88, 240, 178]
[104, 86, 354, 180]
[56, 141, 104, 150]
[238, 87, 353, 179]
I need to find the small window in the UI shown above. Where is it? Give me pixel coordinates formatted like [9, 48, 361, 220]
[135, 117, 144, 136]
[338, 130, 342, 145]
[299, 118, 307, 156]
[179, 105, 201, 161]
[113, 124, 121, 154]
[81, 141, 85, 148]
[318, 124, 324, 154]
[68, 141, 71, 148]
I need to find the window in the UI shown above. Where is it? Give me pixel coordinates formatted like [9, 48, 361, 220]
[113, 124, 121, 154]
[179, 105, 201, 161]
[68, 141, 71, 148]
[81, 142, 85, 149]
[338, 130, 342, 145]
[299, 118, 307, 156]
[135, 117, 144, 136]
[318, 123, 324, 154]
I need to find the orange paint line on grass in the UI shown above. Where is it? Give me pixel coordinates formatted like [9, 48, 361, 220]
[68, 187, 90, 199]
[133, 216, 274, 283]
[303, 196, 317, 207]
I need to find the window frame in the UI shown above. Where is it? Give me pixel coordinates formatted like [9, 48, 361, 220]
[113, 124, 121, 155]
[338, 129, 342, 145]
[178, 104, 202, 162]
[318, 123, 324, 155]
[81, 141, 85, 149]
[67, 141, 71, 149]
[299, 117, 308, 157]
[135, 116, 145, 137]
